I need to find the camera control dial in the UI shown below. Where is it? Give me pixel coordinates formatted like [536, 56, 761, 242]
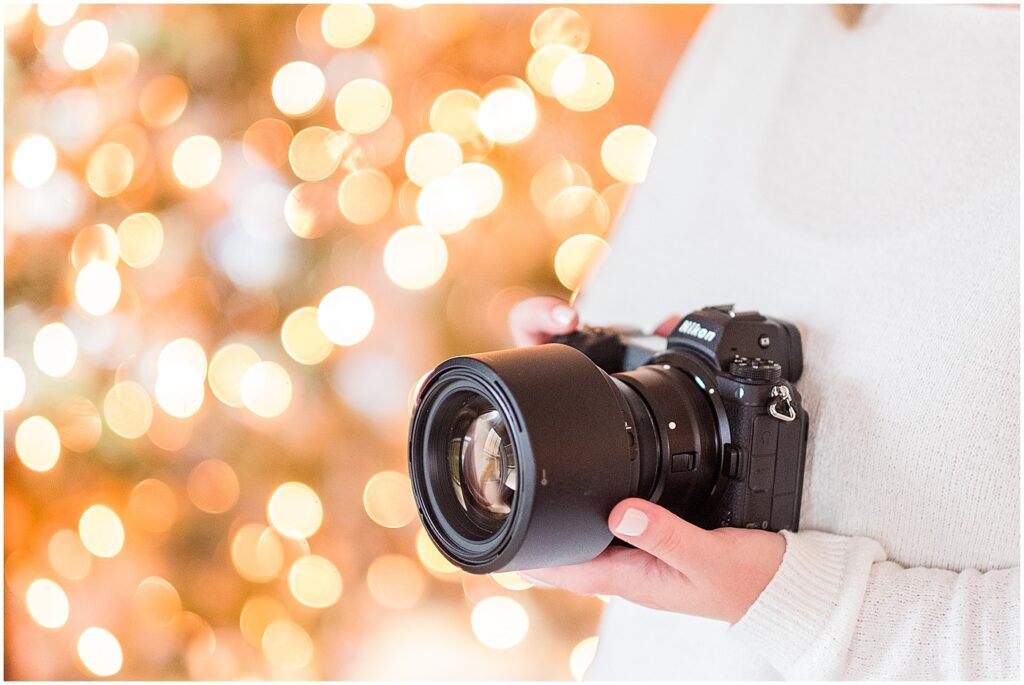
[728, 356, 783, 382]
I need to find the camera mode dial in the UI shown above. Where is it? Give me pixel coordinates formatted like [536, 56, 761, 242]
[728, 356, 782, 382]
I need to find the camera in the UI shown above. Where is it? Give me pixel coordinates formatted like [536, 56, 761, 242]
[408, 304, 809, 573]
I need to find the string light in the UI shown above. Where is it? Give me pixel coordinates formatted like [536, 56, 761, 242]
[33, 322, 77, 377]
[12, 135, 57, 188]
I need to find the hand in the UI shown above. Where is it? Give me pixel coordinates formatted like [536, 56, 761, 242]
[522, 498, 786, 624]
[507, 296, 680, 347]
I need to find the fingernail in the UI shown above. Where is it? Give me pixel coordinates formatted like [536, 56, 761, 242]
[551, 305, 576, 327]
[614, 508, 648, 537]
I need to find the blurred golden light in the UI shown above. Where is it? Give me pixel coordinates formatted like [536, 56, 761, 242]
[15, 416, 61, 472]
[321, 2, 375, 48]
[26, 578, 70, 629]
[317, 286, 374, 346]
[478, 88, 537, 144]
[239, 595, 288, 647]
[187, 459, 240, 514]
[48, 529, 92, 581]
[147, 410, 193, 452]
[77, 627, 123, 677]
[416, 176, 474, 235]
[208, 343, 260, 407]
[243, 117, 293, 168]
[78, 505, 125, 558]
[86, 142, 133, 197]
[3, 357, 27, 411]
[11, 134, 57, 189]
[530, 157, 592, 214]
[602, 182, 631, 224]
[63, 19, 109, 71]
[74, 260, 120, 313]
[71, 223, 120, 270]
[552, 54, 614, 112]
[5, 4, 33, 26]
[38, 1, 78, 27]
[452, 162, 503, 218]
[160, 338, 208, 379]
[337, 169, 393, 225]
[134, 576, 181, 625]
[429, 89, 482, 143]
[267, 482, 323, 539]
[569, 636, 600, 680]
[405, 132, 463, 187]
[288, 126, 346, 181]
[554, 233, 611, 291]
[492, 572, 534, 591]
[362, 471, 418, 528]
[55, 397, 102, 452]
[546, 185, 611, 238]
[284, 182, 335, 239]
[33, 322, 78, 377]
[92, 43, 140, 90]
[288, 555, 343, 608]
[156, 338, 207, 419]
[262, 619, 314, 671]
[231, 524, 285, 582]
[172, 135, 222, 189]
[471, 596, 529, 649]
[366, 554, 426, 610]
[601, 125, 657, 183]
[127, 478, 178, 533]
[240, 361, 292, 418]
[282, 306, 333, 365]
[117, 212, 164, 268]
[334, 78, 392, 134]
[272, 61, 325, 117]
[383, 225, 449, 289]
[139, 74, 189, 126]
[415, 528, 460, 579]
[530, 7, 590, 52]
[527, 44, 577, 97]
[103, 380, 154, 439]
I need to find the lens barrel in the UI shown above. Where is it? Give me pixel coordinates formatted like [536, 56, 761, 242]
[409, 343, 722, 573]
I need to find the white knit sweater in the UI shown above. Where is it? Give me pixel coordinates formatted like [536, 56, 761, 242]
[578, 5, 1020, 680]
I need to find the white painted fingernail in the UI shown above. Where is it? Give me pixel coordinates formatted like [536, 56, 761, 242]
[614, 508, 648, 537]
[551, 305, 576, 327]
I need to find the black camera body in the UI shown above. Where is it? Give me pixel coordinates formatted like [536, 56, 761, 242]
[409, 304, 809, 573]
[553, 304, 808, 533]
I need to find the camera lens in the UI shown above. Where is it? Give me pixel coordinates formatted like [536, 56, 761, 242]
[409, 343, 725, 573]
[447, 397, 517, 531]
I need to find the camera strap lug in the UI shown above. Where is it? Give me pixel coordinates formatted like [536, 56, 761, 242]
[768, 385, 797, 422]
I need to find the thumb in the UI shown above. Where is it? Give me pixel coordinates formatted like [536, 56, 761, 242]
[608, 498, 719, 575]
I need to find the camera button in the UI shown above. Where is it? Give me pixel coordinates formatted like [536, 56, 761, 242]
[670, 452, 696, 473]
[752, 416, 779, 455]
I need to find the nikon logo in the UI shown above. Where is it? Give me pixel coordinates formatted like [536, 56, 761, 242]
[679, 319, 717, 341]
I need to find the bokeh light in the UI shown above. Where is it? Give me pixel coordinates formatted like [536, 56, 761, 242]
[116, 213, 164, 268]
[54, 397, 102, 452]
[127, 478, 178, 533]
[231, 524, 285, 583]
[48, 529, 93, 581]
[3, 357, 27, 410]
[103, 380, 153, 439]
[78, 505, 125, 558]
[362, 471, 418, 528]
[38, 1, 79, 27]
[74, 261, 121, 315]
[172, 135, 222, 189]
[267, 482, 323, 539]
[208, 343, 261, 407]
[240, 361, 293, 418]
[317, 286, 374, 346]
[26, 578, 71, 629]
[570, 636, 600, 680]
[288, 555, 343, 608]
[33, 322, 78, 377]
[139, 75, 189, 127]
[405, 132, 463, 187]
[15, 415, 62, 472]
[272, 61, 326, 117]
[478, 88, 537, 143]
[288, 126, 345, 181]
[601, 125, 658, 183]
[76, 627, 123, 677]
[281, 306, 333, 365]
[134, 577, 182, 625]
[187, 459, 241, 514]
[366, 554, 426, 609]
[383, 225, 449, 290]
[86, 142, 133, 197]
[471, 596, 530, 649]
[63, 19, 109, 71]
[337, 169, 393, 225]
[321, 3, 375, 48]
[531, 7, 590, 51]
[527, 44, 577, 97]
[554, 233, 612, 291]
[262, 619, 314, 671]
[12, 134, 58, 189]
[71, 224, 119, 270]
[430, 89, 483, 143]
[335, 78, 392, 134]
[552, 54, 615, 112]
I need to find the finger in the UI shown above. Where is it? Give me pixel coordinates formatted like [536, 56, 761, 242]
[654, 314, 682, 337]
[508, 296, 578, 347]
[608, 498, 720, 575]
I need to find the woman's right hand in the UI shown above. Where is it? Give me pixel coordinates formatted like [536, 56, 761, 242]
[508, 296, 579, 347]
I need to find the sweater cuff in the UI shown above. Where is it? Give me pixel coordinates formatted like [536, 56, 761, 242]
[726, 529, 885, 678]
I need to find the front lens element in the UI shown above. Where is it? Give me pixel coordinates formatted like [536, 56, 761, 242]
[448, 397, 517, 531]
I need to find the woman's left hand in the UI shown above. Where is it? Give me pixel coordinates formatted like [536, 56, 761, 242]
[521, 498, 786, 623]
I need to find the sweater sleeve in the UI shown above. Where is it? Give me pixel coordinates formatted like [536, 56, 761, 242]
[726, 529, 1020, 680]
